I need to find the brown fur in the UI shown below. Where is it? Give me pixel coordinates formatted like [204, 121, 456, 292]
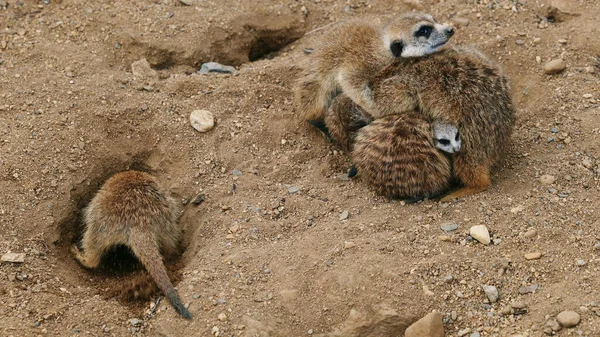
[326, 96, 452, 200]
[324, 95, 373, 153]
[370, 46, 515, 201]
[296, 12, 453, 122]
[71, 170, 192, 319]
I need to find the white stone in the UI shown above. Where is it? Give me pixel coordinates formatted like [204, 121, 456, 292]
[470, 225, 491, 245]
[190, 110, 215, 133]
[1, 252, 25, 263]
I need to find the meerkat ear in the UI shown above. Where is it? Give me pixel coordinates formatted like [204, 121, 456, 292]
[390, 40, 404, 57]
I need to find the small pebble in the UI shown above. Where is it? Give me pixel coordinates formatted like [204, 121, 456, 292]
[190, 110, 215, 133]
[583, 94, 593, 99]
[469, 225, 491, 245]
[191, 192, 205, 205]
[217, 313, 227, 321]
[128, 318, 143, 327]
[199, 62, 236, 74]
[440, 223, 458, 232]
[457, 328, 471, 336]
[576, 259, 586, 266]
[556, 311, 580, 328]
[339, 210, 349, 221]
[515, 40, 524, 45]
[1, 252, 25, 263]
[444, 275, 454, 283]
[232, 169, 242, 176]
[518, 284, 538, 294]
[539, 175, 556, 184]
[470, 332, 481, 337]
[524, 229, 537, 238]
[344, 241, 356, 249]
[482, 285, 499, 303]
[524, 252, 542, 260]
[288, 186, 300, 194]
[551, 126, 559, 133]
[544, 59, 566, 74]
[546, 319, 562, 332]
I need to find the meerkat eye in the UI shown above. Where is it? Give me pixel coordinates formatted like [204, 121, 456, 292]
[455, 131, 460, 141]
[415, 25, 433, 38]
[437, 139, 450, 146]
[390, 40, 404, 57]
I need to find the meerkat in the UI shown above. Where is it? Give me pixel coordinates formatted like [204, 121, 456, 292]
[71, 170, 192, 320]
[367, 45, 515, 201]
[321, 95, 461, 200]
[352, 112, 455, 201]
[322, 95, 461, 155]
[296, 12, 454, 122]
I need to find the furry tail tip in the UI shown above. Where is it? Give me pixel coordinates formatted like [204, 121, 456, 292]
[167, 291, 193, 320]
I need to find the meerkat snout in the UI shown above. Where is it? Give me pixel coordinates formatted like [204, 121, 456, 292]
[433, 121, 461, 154]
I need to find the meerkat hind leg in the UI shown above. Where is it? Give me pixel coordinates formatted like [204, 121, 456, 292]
[71, 243, 103, 269]
[440, 164, 491, 202]
[338, 72, 377, 117]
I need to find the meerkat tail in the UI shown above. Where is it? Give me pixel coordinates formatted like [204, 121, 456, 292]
[128, 229, 192, 320]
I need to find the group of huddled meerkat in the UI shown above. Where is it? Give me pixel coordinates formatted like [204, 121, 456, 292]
[296, 11, 515, 202]
[70, 11, 514, 321]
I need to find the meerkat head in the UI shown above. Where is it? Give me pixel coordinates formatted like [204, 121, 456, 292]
[433, 121, 461, 154]
[383, 12, 454, 59]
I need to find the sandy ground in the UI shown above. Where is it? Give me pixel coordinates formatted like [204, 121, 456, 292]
[1, 0, 600, 336]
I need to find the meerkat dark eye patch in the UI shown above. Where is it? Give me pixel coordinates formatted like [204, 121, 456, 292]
[415, 25, 433, 38]
[455, 132, 460, 141]
[390, 40, 404, 57]
[437, 139, 450, 146]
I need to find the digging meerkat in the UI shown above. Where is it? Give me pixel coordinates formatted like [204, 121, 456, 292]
[71, 170, 192, 320]
[296, 12, 454, 122]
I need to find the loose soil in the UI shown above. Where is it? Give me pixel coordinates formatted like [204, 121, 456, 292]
[1, 0, 599, 336]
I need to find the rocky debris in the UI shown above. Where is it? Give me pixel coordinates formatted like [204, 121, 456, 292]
[339, 210, 349, 221]
[469, 225, 491, 245]
[518, 284, 538, 294]
[404, 312, 444, 337]
[482, 285, 499, 303]
[524, 229, 537, 238]
[199, 62, 236, 74]
[128, 318, 143, 327]
[131, 58, 158, 80]
[457, 328, 471, 336]
[544, 59, 566, 74]
[232, 169, 242, 176]
[545, 319, 562, 333]
[191, 192, 205, 205]
[539, 175, 556, 184]
[314, 307, 416, 337]
[556, 310, 580, 328]
[190, 110, 215, 133]
[179, 0, 194, 5]
[344, 241, 356, 249]
[440, 223, 458, 232]
[1, 252, 25, 263]
[524, 252, 542, 260]
[217, 313, 227, 321]
[288, 186, 300, 194]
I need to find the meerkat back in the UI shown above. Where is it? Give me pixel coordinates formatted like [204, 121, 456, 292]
[296, 12, 455, 123]
[371, 46, 515, 201]
[352, 111, 453, 200]
[72, 170, 192, 319]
